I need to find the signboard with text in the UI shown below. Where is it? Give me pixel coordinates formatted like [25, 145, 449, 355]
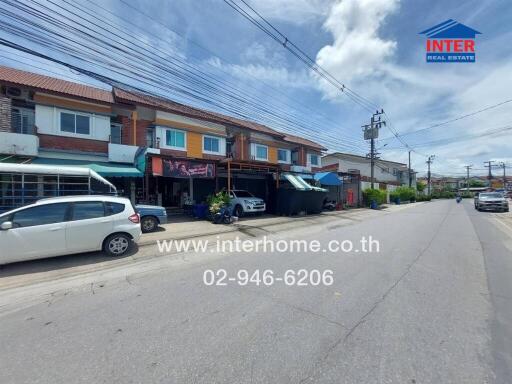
[162, 159, 215, 178]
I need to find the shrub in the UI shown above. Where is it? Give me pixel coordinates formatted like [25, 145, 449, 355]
[416, 181, 426, 192]
[389, 190, 399, 203]
[394, 186, 416, 202]
[206, 191, 230, 213]
[362, 188, 387, 206]
[417, 195, 431, 202]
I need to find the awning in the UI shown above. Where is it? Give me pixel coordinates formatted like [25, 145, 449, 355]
[31, 158, 143, 177]
[282, 174, 327, 192]
[314, 172, 342, 186]
[0, 163, 117, 192]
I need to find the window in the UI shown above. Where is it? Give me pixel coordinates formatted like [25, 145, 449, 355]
[308, 153, 319, 166]
[252, 143, 268, 161]
[11, 108, 35, 134]
[203, 136, 220, 154]
[60, 112, 90, 135]
[71, 201, 105, 221]
[11, 203, 68, 228]
[105, 202, 125, 216]
[278, 149, 290, 164]
[165, 129, 186, 149]
[110, 124, 122, 144]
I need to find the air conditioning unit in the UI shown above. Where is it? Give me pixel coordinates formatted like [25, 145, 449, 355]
[6, 87, 22, 97]
[5, 87, 29, 99]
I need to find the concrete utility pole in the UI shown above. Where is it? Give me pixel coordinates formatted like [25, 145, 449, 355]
[464, 165, 472, 192]
[484, 160, 495, 187]
[408, 150, 412, 188]
[500, 162, 507, 189]
[426, 155, 435, 195]
[362, 109, 385, 189]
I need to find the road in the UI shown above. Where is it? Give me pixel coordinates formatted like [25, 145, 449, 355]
[0, 199, 511, 384]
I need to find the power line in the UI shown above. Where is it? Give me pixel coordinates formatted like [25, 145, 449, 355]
[380, 98, 512, 140]
[222, 0, 379, 113]
[385, 122, 512, 149]
[0, 0, 370, 153]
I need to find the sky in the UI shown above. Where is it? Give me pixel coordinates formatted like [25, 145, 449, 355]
[0, 0, 511, 178]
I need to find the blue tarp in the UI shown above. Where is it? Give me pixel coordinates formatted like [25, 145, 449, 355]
[314, 172, 342, 186]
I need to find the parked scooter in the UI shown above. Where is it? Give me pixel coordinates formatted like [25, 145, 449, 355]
[213, 205, 233, 224]
[456, 195, 462, 203]
[323, 199, 336, 211]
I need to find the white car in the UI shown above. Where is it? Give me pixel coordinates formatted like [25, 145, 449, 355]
[0, 196, 141, 265]
[229, 190, 266, 217]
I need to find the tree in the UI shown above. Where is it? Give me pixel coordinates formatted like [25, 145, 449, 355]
[468, 179, 485, 188]
[416, 181, 426, 192]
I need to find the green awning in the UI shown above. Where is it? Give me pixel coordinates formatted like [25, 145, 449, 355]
[31, 158, 143, 177]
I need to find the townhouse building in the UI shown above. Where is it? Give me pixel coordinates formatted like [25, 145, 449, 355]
[321, 152, 416, 204]
[0, 66, 325, 211]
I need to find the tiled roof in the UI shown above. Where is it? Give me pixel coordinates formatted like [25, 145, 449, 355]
[283, 134, 327, 151]
[115, 88, 325, 149]
[114, 88, 283, 137]
[0, 66, 113, 104]
[0, 66, 325, 150]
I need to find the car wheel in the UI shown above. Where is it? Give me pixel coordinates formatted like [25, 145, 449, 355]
[104, 233, 131, 257]
[141, 216, 158, 233]
[234, 204, 244, 218]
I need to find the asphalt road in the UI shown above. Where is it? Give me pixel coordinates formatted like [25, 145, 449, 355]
[0, 199, 511, 384]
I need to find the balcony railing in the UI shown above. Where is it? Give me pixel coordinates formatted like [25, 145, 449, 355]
[11, 109, 35, 135]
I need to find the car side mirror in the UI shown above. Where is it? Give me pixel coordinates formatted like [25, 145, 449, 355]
[0, 221, 13, 230]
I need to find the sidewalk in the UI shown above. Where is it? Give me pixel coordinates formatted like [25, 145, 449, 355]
[140, 205, 408, 246]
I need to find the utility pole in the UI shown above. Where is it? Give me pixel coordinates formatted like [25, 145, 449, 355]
[426, 155, 435, 195]
[500, 162, 507, 189]
[484, 160, 495, 187]
[362, 109, 385, 189]
[464, 165, 472, 192]
[408, 150, 412, 188]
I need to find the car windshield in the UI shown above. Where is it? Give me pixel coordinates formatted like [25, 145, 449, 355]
[480, 193, 503, 198]
[233, 191, 254, 198]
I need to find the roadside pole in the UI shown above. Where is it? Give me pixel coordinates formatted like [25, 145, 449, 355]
[426, 155, 435, 195]
[464, 165, 472, 193]
[363, 109, 385, 190]
[408, 150, 412, 188]
[500, 162, 506, 189]
[484, 160, 495, 187]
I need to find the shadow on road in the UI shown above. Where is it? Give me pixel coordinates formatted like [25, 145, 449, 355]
[0, 244, 139, 279]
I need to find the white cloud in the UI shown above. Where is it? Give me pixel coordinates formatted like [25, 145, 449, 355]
[315, 0, 400, 97]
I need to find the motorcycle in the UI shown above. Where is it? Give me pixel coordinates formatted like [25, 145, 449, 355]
[456, 196, 462, 203]
[212, 205, 233, 224]
[323, 199, 336, 211]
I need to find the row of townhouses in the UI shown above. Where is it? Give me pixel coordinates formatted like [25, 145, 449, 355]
[0, 66, 325, 212]
[0, 65, 415, 211]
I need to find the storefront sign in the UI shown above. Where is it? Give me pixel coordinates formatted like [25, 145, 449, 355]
[162, 159, 215, 178]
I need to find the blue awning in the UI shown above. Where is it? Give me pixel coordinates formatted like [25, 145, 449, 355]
[31, 158, 143, 177]
[314, 172, 342, 186]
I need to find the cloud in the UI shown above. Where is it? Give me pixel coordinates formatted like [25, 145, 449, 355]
[315, 0, 400, 97]
[205, 42, 312, 88]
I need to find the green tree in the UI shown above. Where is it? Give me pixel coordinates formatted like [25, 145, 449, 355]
[416, 181, 426, 192]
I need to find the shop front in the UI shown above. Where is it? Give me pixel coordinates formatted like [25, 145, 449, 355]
[149, 156, 217, 209]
